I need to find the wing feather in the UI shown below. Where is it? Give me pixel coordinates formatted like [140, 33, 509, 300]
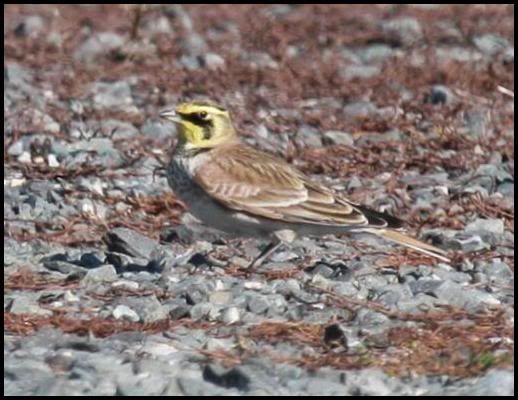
[194, 144, 397, 228]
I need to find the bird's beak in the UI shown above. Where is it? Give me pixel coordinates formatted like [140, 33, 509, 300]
[159, 109, 181, 124]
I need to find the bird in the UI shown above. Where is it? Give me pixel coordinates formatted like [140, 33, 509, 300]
[160, 101, 449, 267]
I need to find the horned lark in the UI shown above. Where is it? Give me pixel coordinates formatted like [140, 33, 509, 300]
[160, 101, 449, 267]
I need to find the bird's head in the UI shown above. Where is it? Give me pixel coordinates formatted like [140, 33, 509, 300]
[160, 101, 237, 151]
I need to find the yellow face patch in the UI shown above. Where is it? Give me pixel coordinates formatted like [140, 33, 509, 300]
[174, 118, 206, 146]
[173, 102, 236, 149]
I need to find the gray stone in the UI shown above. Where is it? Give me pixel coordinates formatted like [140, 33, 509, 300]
[101, 119, 139, 139]
[244, 51, 279, 69]
[355, 309, 390, 326]
[270, 250, 299, 263]
[347, 176, 363, 191]
[14, 15, 44, 37]
[64, 290, 80, 303]
[106, 252, 149, 269]
[310, 273, 333, 290]
[82, 265, 118, 285]
[497, 182, 514, 196]
[42, 259, 85, 275]
[270, 4, 293, 16]
[190, 302, 221, 321]
[382, 127, 405, 139]
[265, 294, 288, 316]
[382, 17, 423, 47]
[78, 198, 107, 219]
[311, 263, 335, 278]
[76, 177, 105, 196]
[169, 304, 191, 320]
[221, 307, 240, 324]
[433, 269, 471, 284]
[177, 376, 230, 396]
[333, 281, 360, 297]
[123, 295, 168, 322]
[179, 55, 201, 70]
[8, 293, 53, 316]
[466, 218, 504, 235]
[180, 33, 208, 56]
[349, 368, 395, 396]
[297, 125, 322, 147]
[202, 53, 226, 70]
[397, 293, 439, 313]
[304, 376, 348, 395]
[322, 131, 354, 146]
[46, 31, 64, 49]
[92, 81, 134, 111]
[457, 369, 514, 396]
[209, 290, 233, 305]
[47, 154, 59, 168]
[145, 15, 173, 35]
[111, 280, 139, 290]
[4, 62, 33, 86]
[464, 108, 491, 138]
[123, 270, 156, 283]
[432, 280, 500, 310]
[376, 283, 413, 307]
[343, 101, 378, 119]
[56, 137, 118, 159]
[141, 119, 175, 139]
[7, 140, 24, 156]
[443, 234, 491, 252]
[356, 44, 395, 63]
[246, 293, 270, 314]
[172, 213, 226, 244]
[356, 274, 388, 290]
[342, 49, 363, 65]
[20, 110, 59, 134]
[104, 227, 158, 259]
[475, 163, 513, 182]
[113, 304, 140, 322]
[483, 260, 513, 282]
[427, 85, 456, 105]
[436, 46, 483, 63]
[341, 64, 381, 80]
[74, 32, 125, 62]
[202, 364, 250, 391]
[176, 279, 213, 304]
[500, 46, 514, 63]
[473, 34, 510, 56]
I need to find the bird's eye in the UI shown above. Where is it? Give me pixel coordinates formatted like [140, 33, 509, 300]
[199, 111, 208, 119]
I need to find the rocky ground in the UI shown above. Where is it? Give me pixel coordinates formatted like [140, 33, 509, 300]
[4, 4, 514, 396]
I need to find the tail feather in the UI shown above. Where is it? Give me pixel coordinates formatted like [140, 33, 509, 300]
[369, 229, 450, 263]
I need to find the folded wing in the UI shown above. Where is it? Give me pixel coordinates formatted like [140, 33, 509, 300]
[194, 144, 401, 229]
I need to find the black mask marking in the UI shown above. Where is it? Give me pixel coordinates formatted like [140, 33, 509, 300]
[180, 112, 213, 128]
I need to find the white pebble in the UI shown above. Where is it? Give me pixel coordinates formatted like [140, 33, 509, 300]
[244, 281, 264, 290]
[47, 154, 59, 168]
[113, 304, 140, 322]
[222, 307, 240, 324]
[17, 151, 32, 164]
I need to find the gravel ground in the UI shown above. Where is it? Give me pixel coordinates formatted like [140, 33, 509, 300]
[4, 4, 514, 396]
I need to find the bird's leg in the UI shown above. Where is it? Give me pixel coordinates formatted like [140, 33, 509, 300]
[248, 237, 283, 269]
[248, 229, 296, 269]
